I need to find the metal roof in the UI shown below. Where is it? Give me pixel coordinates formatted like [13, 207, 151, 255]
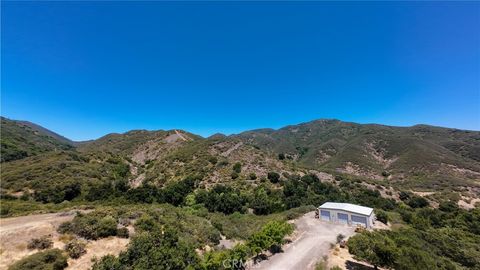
[319, 202, 373, 216]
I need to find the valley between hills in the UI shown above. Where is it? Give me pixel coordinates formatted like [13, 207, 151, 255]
[1, 116, 479, 270]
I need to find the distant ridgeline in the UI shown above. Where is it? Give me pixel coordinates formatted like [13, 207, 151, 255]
[1, 116, 479, 201]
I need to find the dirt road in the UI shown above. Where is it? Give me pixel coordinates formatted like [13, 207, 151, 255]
[0, 211, 129, 270]
[0, 212, 76, 269]
[253, 212, 355, 270]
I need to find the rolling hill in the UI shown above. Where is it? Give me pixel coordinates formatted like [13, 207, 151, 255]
[1, 117, 479, 195]
[236, 119, 480, 189]
[0, 117, 74, 162]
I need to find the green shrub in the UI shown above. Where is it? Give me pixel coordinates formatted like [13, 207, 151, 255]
[250, 188, 272, 215]
[57, 221, 72, 234]
[92, 255, 121, 270]
[201, 244, 249, 270]
[135, 214, 158, 232]
[93, 228, 199, 270]
[64, 240, 86, 259]
[27, 236, 53, 250]
[348, 231, 396, 269]
[208, 156, 218, 165]
[247, 220, 293, 256]
[375, 210, 389, 224]
[97, 216, 117, 238]
[407, 196, 429, 208]
[125, 186, 156, 203]
[347, 227, 475, 270]
[399, 191, 411, 201]
[116, 227, 129, 238]
[196, 185, 245, 215]
[267, 172, 280, 183]
[8, 249, 68, 270]
[159, 176, 198, 206]
[232, 162, 242, 173]
[315, 260, 327, 270]
[85, 183, 115, 202]
[33, 182, 81, 204]
[58, 212, 118, 240]
[300, 174, 319, 185]
[438, 200, 458, 212]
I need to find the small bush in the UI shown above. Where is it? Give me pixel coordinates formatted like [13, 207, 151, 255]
[315, 260, 327, 270]
[57, 221, 72, 234]
[93, 228, 199, 270]
[92, 255, 121, 270]
[232, 162, 242, 173]
[135, 215, 158, 232]
[376, 210, 389, 224]
[57, 212, 119, 240]
[267, 172, 280, 183]
[8, 249, 68, 270]
[248, 173, 257, 180]
[286, 212, 298, 220]
[65, 240, 86, 259]
[58, 234, 75, 244]
[407, 196, 429, 208]
[27, 236, 53, 250]
[97, 216, 117, 238]
[336, 234, 345, 243]
[208, 156, 218, 165]
[116, 227, 129, 238]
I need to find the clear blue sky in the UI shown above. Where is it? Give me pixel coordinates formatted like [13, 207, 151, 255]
[2, 1, 479, 141]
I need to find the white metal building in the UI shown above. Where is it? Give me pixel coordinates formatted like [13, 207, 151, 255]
[318, 202, 375, 228]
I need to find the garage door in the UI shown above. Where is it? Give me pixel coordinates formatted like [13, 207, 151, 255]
[351, 215, 367, 227]
[337, 213, 348, 224]
[320, 210, 331, 221]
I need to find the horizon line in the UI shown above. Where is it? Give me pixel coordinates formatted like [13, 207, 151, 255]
[2, 115, 479, 143]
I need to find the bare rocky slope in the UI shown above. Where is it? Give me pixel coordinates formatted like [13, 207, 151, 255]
[236, 119, 480, 190]
[1, 117, 479, 196]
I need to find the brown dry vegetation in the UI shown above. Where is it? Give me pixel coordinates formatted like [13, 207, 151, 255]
[0, 212, 130, 270]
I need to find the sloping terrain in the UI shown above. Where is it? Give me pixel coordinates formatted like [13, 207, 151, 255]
[1, 117, 479, 270]
[78, 130, 297, 188]
[1, 117, 74, 162]
[0, 211, 129, 270]
[255, 212, 355, 270]
[237, 119, 480, 189]
[1, 117, 479, 197]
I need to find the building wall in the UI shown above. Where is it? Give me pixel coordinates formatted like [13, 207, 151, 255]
[318, 207, 373, 228]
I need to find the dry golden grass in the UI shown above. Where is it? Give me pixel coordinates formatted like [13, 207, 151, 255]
[58, 234, 75, 243]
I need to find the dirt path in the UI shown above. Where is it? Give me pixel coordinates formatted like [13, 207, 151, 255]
[174, 130, 188, 141]
[221, 142, 243, 157]
[0, 212, 76, 269]
[67, 237, 129, 270]
[0, 211, 129, 270]
[252, 212, 355, 270]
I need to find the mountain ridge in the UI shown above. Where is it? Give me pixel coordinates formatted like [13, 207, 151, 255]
[4, 116, 479, 143]
[1, 116, 479, 195]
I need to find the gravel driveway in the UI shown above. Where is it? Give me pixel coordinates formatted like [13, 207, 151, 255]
[253, 211, 355, 270]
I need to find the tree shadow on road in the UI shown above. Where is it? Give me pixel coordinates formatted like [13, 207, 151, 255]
[268, 244, 284, 254]
[253, 254, 268, 263]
